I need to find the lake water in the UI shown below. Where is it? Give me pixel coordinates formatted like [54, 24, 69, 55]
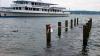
[0, 14, 100, 56]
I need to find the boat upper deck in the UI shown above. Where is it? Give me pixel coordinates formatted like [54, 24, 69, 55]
[0, 0, 69, 14]
[13, 1, 57, 5]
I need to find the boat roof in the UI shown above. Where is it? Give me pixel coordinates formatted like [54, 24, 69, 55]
[13, 1, 57, 5]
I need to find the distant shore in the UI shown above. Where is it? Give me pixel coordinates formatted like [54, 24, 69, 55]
[65, 11, 100, 14]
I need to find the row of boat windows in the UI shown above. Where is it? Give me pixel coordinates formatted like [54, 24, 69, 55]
[31, 2, 48, 6]
[13, 7, 62, 12]
[16, 2, 49, 6]
[16, 2, 28, 4]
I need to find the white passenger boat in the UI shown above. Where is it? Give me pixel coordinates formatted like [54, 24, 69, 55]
[0, 0, 70, 17]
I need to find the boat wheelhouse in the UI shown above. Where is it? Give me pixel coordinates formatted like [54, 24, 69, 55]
[0, 0, 70, 17]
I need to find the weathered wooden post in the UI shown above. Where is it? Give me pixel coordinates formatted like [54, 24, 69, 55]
[83, 23, 90, 47]
[58, 22, 61, 37]
[87, 21, 91, 33]
[86, 23, 90, 38]
[77, 18, 78, 25]
[87, 18, 92, 33]
[83, 19, 92, 49]
[65, 20, 68, 32]
[46, 24, 51, 48]
[83, 25, 88, 46]
[89, 18, 92, 30]
[74, 18, 76, 27]
[70, 19, 73, 29]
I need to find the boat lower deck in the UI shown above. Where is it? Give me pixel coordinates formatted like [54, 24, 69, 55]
[0, 11, 69, 17]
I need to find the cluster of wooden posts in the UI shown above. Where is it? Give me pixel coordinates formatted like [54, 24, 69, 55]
[46, 18, 92, 48]
[83, 18, 92, 48]
[46, 18, 79, 48]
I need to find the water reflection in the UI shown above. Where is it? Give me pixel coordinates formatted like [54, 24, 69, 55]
[81, 45, 89, 56]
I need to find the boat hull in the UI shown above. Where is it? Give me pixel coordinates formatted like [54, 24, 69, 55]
[0, 11, 69, 17]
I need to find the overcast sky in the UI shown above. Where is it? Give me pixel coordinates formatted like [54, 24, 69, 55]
[0, 0, 100, 11]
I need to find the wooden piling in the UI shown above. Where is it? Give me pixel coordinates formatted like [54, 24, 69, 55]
[86, 22, 90, 33]
[77, 18, 79, 25]
[46, 24, 51, 48]
[74, 18, 76, 27]
[89, 18, 92, 29]
[70, 19, 73, 29]
[86, 24, 90, 37]
[65, 20, 68, 32]
[58, 22, 61, 37]
[87, 18, 92, 33]
[83, 24, 90, 46]
[83, 25, 88, 46]
[83, 18, 92, 47]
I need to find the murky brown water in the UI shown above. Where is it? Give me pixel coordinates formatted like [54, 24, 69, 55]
[0, 14, 100, 56]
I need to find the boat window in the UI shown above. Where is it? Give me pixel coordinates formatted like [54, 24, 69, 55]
[42, 3, 43, 5]
[16, 2, 20, 4]
[29, 8, 31, 10]
[37, 8, 39, 11]
[42, 9, 44, 11]
[16, 7, 18, 10]
[13, 7, 15, 10]
[50, 10, 53, 12]
[59, 10, 61, 12]
[32, 8, 37, 11]
[19, 7, 21, 10]
[53, 9, 55, 12]
[31, 2, 34, 5]
[44, 9, 47, 11]
[25, 7, 28, 10]
[47, 9, 49, 11]
[55, 10, 57, 12]
[17, 1, 27, 4]
[4, 14, 6, 16]
[57, 10, 59, 12]
[30, 8, 32, 10]
[33, 8, 36, 11]
[36, 3, 38, 5]
[42, 9, 48, 11]
[39, 3, 41, 5]
[41, 3, 43, 6]
[56, 10, 59, 12]
[25, 2, 28, 4]
[35, 3, 37, 5]
[19, 2, 24, 4]
[37, 3, 39, 5]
